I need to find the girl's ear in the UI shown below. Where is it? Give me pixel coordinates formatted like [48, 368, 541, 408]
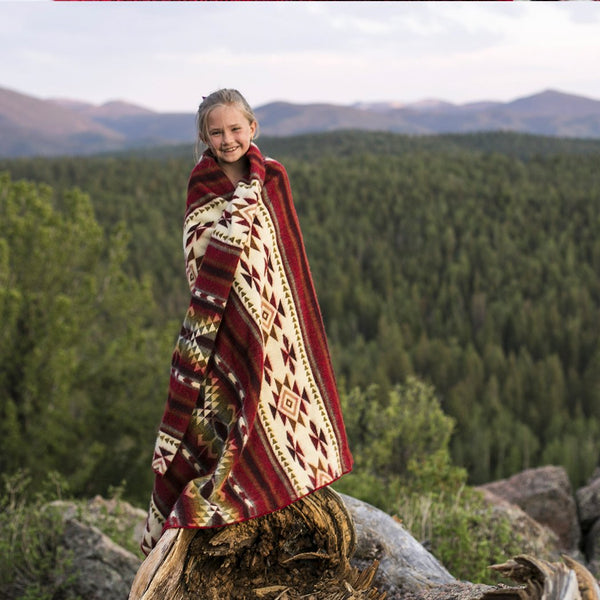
[250, 120, 257, 139]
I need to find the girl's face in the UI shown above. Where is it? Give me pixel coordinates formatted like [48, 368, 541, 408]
[205, 104, 257, 167]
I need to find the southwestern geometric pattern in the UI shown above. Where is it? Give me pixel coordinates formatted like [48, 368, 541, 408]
[141, 144, 352, 556]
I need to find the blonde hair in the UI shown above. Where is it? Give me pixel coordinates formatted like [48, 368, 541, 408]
[195, 89, 259, 160]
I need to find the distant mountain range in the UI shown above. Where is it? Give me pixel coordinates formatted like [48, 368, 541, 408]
[2, 85, 600, 158]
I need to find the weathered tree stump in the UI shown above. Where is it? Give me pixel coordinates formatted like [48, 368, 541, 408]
[485, 555, 600, 600]
[129, 487, 386, 600]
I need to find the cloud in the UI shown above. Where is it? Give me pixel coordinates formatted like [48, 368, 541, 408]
[1, 2, 600, 111]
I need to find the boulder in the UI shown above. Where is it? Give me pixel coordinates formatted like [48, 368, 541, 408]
[577, 477, 600, 531]
[61, 518, 142, 600]
[340, 493, 455, 597]
[477, 489, 561, 560]
[584, 518, 600, 577]
[480, 466, 580, 552]
[86, 494, 148, 552]
[577, 472, 600, 574]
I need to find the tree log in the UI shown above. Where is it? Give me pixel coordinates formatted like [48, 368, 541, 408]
[129, 487, 386, 600]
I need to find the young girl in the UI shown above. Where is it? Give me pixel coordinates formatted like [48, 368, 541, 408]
[141, 88, 352, 556]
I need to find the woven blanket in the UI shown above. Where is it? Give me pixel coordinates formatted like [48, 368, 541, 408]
[141, 144, 352, 555]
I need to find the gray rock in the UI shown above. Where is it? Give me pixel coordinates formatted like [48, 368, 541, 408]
[577, 477, 600, 531]
[477, 488, 561, 560]
[61, 518, 142, 600]
[340, 493, 455, 597]
[86, 494, 148, 552]
[584, 518, 600, 578]
[480, 465, 580, 552]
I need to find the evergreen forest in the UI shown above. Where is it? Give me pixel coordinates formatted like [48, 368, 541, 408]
[3, 130, 600, 514]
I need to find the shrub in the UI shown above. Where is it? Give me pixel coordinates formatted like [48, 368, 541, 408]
[334, 377, 466, 511]
[334, 377, 528, 583]
[0, 471, 81, 600]
[396, 486, 524, 583]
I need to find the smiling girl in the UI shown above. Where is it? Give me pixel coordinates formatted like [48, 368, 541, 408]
[140, 89, 352, 556]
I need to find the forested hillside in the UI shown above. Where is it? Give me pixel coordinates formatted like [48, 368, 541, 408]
[2, 131, 600, 508]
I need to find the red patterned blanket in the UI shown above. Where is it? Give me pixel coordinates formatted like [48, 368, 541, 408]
[141, 144, 352, 555]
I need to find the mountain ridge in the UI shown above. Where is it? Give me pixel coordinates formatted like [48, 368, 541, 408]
[2, 86, 600, 157]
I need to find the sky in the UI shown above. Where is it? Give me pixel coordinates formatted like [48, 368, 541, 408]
[1, 1, 600, 113]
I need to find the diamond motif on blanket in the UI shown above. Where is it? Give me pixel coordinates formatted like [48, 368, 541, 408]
[278, 387, 302, 421]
